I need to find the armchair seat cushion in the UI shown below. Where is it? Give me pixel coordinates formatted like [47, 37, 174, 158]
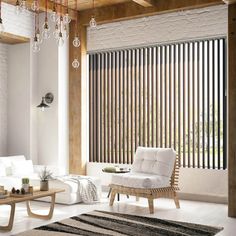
[111, 172, 170, 189]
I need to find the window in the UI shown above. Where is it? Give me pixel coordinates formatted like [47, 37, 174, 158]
[88, 38, 227, 169]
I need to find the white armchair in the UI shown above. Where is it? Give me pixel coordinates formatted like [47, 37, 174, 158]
[109, 147, 180, 213]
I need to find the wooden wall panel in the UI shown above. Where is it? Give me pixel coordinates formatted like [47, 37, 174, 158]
[69, 19, 87, 175]
[228, 3, 236, 218]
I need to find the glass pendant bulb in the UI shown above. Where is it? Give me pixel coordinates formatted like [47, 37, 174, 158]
[72, 59, 80, 69]
[32, 36, 40, 53]
[15, 0, 21, 15]
[36, 29, 43, 44]
[50, 10, 57, 22]
[62, 24, 69, 39]
[73, 36, 80, 48]
[31, 0, 39, 11]
[53, 23, 60, 39]
[20, 0, 27, 12]
[63, 13, 71, 24]
[42, 21, 50, 39]
[89, 16, 97, 28]
[0, 18, 5, 33]
[57, 32, 64, 47]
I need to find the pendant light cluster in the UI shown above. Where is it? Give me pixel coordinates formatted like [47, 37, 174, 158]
[11, 0, 97, 69]
[29, 0, 70, 53]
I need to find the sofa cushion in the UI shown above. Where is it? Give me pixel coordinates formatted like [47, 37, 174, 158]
[111, 172, 169, 189]
[0, 156, 26, 176]
[0, 165, 6, 177]
[11, 160, 34, 177]
[132, 147, 176, 178]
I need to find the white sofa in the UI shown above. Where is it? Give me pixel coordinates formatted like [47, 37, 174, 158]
[0, 155, 101, 204]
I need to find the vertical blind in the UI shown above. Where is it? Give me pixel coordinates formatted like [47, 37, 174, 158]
[89, 38, 227, 169]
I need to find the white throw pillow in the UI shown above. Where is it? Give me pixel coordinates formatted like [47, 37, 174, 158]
[0, 164, 6, 177]
[0, 159, 12, 176]
[11, 160, 34, 177]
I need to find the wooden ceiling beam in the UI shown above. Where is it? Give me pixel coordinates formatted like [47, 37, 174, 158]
[132, 0, 155, 7]
[79, 0, 223, 25]
[222, 0, 236, 4]
[2, 0, 77, 19]
[0, 32, 29, 44]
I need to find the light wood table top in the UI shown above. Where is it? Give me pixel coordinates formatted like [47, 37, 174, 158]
[0, 188, 64, 205]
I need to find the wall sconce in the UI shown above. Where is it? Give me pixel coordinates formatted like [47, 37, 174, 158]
[37, 92, 54, 111]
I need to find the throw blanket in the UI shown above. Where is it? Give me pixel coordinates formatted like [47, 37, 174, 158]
[57, 175, 99, 204]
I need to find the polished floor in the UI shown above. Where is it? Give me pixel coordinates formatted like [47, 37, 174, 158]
[0, 193, 234, 236]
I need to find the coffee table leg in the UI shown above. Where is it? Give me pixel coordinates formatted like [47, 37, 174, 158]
[107, 188, 112, 198]
[0, 203, 15, 231]
[26, 193, 55, 220]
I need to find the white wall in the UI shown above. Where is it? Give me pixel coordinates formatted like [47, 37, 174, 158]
[0, 5, 69, 171]
[58, 36, 69, 174]
[36, 15, 69, 171]
[0, 3, 34, 156]
[86, 4, 228, 202]
[7, 43, 31, 159]
[0, 44, 8, 156]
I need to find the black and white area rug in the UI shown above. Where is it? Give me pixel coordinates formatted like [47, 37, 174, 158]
[16, 210, 223, 236]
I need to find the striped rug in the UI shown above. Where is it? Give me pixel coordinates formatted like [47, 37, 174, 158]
[16, 210, 223, 236]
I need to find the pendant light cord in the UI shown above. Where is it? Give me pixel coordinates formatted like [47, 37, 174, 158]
[45, 0, 48, 20]
[34, 12, 37, 36]
[0, 0, 2, 19]
[75, 0, 78, 36]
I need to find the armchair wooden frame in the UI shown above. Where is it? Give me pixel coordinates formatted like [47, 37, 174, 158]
[109, 155, 180, 214]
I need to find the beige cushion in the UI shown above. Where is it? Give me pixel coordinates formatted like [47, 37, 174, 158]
[132, 147, 176, 178]
[111, 172, 169, 189]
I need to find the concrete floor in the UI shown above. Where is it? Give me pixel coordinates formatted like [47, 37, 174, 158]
[0, 193, 234, 236]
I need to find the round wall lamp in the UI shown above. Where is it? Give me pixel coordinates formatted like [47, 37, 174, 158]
[37, 92, 54, 111]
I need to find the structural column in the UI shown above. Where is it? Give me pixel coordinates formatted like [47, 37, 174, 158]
[69, 16, 87, 175]
[228, 3, 236, 217]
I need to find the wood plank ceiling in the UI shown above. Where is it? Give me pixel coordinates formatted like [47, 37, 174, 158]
[68, 0, 131, 11]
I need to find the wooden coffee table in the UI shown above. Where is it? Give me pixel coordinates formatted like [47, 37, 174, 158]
[0, 188, 64, 231]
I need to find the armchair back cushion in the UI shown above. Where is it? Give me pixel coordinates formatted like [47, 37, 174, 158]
[132, 147, 176, 178]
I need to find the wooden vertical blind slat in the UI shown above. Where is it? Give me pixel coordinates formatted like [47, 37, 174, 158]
[119, 51, 122, 164]
[155, 46, 159, 148]
[178, 44, 181, 166]
[139, 49, 142, 147]
[151, 48, 155, 147]
[114, 52, 117, 163]
[187, 43, 191, 168]
[131, 50, 135, 163]
[89, 38, 227, 169]
[169, 45, 172, 149]
[123, 51, 126, 164]
[183, 43, 186, 167]
[160, 46, 163, 148]
[164, 46, 167, 148]
[147, 48, 150, 147]
[126, 50, 131, 163]
[192, 42, 196, 168]
[217, 40, 221, 170]
[202, 42, 205, 169]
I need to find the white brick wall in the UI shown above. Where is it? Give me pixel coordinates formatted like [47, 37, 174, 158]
[0, 3, 34, 155]
[2, 2, 34, 38]
[87, 5, 227, 52]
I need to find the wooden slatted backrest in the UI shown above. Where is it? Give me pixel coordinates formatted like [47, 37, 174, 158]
[169, 154, 180, 188]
